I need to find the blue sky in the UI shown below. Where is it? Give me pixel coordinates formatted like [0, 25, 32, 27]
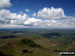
[0, 0, 75, 28]
[8, 0, 75, 16]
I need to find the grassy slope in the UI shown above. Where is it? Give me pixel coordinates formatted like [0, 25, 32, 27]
[0, 29, 75, 56]
[0, 37, 58, 56]
[0, 37, 75, 56]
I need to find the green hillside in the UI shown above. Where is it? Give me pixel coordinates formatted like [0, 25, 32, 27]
[0, 29, 75, 56]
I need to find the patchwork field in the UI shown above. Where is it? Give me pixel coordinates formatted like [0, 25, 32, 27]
[0, 29, 75, 56]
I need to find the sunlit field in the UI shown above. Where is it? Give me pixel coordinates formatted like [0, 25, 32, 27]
[0, 29, 75, 56]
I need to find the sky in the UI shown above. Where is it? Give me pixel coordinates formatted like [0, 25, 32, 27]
[0, 0, 75, 28]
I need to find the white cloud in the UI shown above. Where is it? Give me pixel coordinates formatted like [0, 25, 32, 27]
[32, 13, 36, 16]
[0, 0, 12, 8]
[35, 7, 66, 19]
[23, 17, 75, 28]
[0, 24, 30, 28]
[24, 18, 59, 27]
[24, 18, 42, 25]
[0, 9, 28, 25]
[19, 11, 23, 14]
[25, 8, 30, 12]
[0, 6, 75, 28]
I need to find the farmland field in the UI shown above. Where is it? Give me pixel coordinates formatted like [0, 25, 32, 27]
[0, 29, 75, 56]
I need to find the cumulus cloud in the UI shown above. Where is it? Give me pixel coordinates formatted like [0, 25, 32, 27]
[35, 7, 66, 19]
[25, 8, 30, 12]
[0, 9, 28, 25]
[23, 16, 75, 28]
[0, 4, 75, 28]
[0, 0, 12, 8]
[32, 13, 36, 16]
[19, 11, 23, 15]
[26, 7, 75, 28]
[24, 18, 42, 26]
